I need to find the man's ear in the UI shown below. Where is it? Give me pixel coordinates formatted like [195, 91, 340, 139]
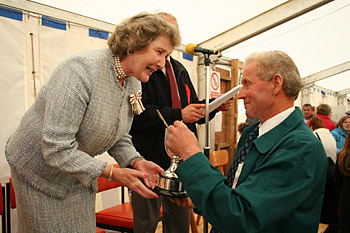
[271, 74, 283, 95]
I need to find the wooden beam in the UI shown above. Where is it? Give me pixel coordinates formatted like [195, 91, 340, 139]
[302, 61, 350, 86]
[337, 88, 350, 97]
[198, 0, 333, 52]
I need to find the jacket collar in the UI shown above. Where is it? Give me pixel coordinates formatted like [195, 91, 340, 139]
[252, 107, 304, 154]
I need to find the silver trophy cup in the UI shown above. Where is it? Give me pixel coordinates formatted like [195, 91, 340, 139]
[153, 129, 188, 198]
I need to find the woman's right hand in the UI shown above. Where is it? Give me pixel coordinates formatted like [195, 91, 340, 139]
[102, 166, 159, 199]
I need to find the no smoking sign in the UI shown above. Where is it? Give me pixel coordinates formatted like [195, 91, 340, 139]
[210, 71, 220, 98]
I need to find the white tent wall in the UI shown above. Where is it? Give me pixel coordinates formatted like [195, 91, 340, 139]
[0, 15, 26, 184]
[0, 0, 118, 181]
[0, 2, 133, 231]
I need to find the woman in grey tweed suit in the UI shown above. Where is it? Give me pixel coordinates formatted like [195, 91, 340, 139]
[5, 12, 181, 233]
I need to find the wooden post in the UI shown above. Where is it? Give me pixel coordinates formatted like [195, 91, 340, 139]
[213, 59, 242, 175]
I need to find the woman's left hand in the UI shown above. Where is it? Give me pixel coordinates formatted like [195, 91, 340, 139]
[133, 160, 163, 188]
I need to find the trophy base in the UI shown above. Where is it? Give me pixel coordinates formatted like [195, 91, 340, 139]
[153, 186, 188, 198]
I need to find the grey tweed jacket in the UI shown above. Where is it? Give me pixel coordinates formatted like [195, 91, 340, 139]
[5, 48, 142, 199]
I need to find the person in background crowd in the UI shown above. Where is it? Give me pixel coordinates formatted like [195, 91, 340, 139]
[331, 115, 350, 154]
[302, 103, 314, 123]
[4, 12, 181, 232]
[130, 12, 232, 233]
[166, 50, 327, 233]
[308, 103, 336, 131]
[309, 117, 337, 162]
[312, 105, 316, 116]
[309, 117, 338, 233]
[334, 133, 350, 233]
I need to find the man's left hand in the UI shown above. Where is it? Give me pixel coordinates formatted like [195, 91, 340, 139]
[216, 97, 233, 112]
[168, 197, 195, 209]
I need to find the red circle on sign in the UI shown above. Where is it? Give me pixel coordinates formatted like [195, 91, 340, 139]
[211, 73, 219, 91]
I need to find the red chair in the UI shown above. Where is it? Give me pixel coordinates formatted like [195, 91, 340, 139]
[9, 178, 15, 209]
[96, 164, 162, 232]
[9, 178, 105, 233]
[96, 227, 105, 233]
[6, 178, 16, 233]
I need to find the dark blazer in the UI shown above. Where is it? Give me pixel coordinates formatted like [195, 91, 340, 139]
[130, 57, 217, 169]
[334, 161, 350, 232]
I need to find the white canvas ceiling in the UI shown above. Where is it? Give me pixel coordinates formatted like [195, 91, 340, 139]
[31, 0, 350, 95]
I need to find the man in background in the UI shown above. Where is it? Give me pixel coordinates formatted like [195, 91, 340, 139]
[302, 103, 314, 123]
[311, 103, 336, 131]
[130, 12, 231, 233]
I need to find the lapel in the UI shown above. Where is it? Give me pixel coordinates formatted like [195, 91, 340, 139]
[236, 107, 305, 185]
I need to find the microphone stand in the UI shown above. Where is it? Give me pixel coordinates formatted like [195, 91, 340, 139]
[203, 53, 211, 233]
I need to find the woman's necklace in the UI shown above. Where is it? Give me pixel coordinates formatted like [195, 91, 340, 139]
[112, 55, 145, 115]
[113, 56, 127, 86]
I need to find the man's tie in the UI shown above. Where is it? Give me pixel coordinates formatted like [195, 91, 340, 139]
[210, 127, 259, 233]
[165, 60, 182, 109]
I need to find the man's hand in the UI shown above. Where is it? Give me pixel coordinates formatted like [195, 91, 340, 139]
[166, 121, 201, 161]
[181, 104, 205, 123]
[216, 97, 233, 111]
[168, 197, 195, 209]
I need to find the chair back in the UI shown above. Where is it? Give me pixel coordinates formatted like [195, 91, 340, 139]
[9, 178, 16, 209]
[97, 178, 122, 192]
[96, 164, 136, 231]
[97, 164, 122, 192]
[209, 150, 229, 174]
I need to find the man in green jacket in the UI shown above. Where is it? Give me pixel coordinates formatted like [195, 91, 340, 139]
[166, 51, 327, 233]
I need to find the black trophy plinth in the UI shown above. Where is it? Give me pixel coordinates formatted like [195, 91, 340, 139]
[154, 155, 188, 198]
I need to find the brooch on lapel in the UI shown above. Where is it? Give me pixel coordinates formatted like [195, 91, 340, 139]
[130, 90, 145, 115]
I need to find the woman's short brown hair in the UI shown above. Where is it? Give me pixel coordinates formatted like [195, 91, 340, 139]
[309, 116, 324, 130]
[108, 12, 181, 60]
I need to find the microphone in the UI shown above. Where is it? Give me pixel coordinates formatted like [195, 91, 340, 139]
[185, 43, 218, 55]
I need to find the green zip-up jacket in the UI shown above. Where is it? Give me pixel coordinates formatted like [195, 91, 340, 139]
[176, 107, 327, 233]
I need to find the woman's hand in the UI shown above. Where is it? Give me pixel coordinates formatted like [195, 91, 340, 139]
[101, 164, 162, 199]
[112, 167, 160, 199]
[133, 159, 164, 188]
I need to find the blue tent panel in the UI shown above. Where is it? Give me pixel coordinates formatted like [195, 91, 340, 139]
[42, 16, 66, 30]
[89, 28, 108, 40]
[0, 6, 23, 21]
